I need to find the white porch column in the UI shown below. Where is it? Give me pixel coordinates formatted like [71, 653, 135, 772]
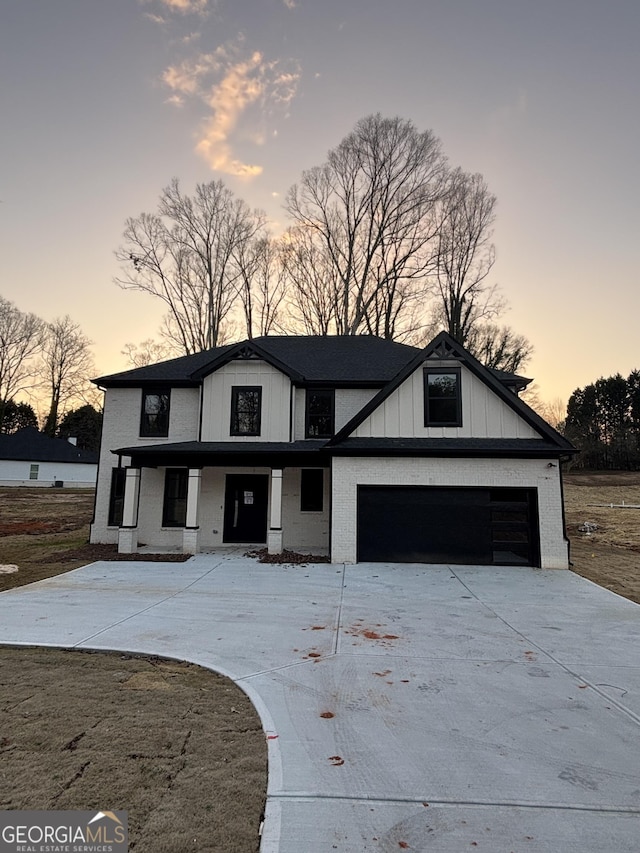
[267, 468, 283, 554]
[182, 468, 202, 554]
[118, 467, 140, 554]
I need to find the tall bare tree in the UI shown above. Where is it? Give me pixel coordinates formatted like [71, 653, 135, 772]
[0, 296, 45, 431]
[430, 169, 501, 345]
[116, 179, 265, 354]
[41, 316, 94, 436]
[285, 114, 449, 338]
[235, 235, 287, 339]
[280, 226, 342, 335]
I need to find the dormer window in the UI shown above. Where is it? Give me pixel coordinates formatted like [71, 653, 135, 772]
[140, 388, 170, 437]
[424, 368, 462, 427]
[305, 389, 335, 438]
[230, 386, 262, 436]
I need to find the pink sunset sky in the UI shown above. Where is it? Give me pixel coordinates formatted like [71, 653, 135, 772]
[1, 0, 639, 407]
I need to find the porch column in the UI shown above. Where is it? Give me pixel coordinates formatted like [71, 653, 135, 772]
[182, 468, 202, 554]
[118, 467, 140, 554]
[267, 468, 283, 554]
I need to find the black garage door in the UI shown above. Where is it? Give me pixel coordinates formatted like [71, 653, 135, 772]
[357, 486, 539, 566]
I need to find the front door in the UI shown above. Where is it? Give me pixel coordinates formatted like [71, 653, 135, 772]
[223, 474, 269, 543]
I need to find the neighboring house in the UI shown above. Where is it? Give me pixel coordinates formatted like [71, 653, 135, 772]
[90, 332, 576, 567]
[0, 427, 98, 488]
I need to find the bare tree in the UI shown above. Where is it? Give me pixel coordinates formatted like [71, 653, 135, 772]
[430, 169, 501, 346]
[0, 296, 45, 431]
[465, 323, 533, 373]
[279, 226, 342, 335]
[285, 114, 449, 338]
[116, 179, 266, 354]
[121, 338, 180, 368]
[41, 316, 94, 436]
[235, 235, 287, 339]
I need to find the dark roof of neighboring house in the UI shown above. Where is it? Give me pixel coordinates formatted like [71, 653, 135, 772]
[94, 335, 530, 390]
[0, 428, 98, 464]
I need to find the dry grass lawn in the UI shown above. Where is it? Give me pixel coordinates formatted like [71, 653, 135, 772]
[1, 476, 640, 851]
[564, 471, 640, 604]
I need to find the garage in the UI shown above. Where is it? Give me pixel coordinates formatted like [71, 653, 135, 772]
[357, 486, 540, 566]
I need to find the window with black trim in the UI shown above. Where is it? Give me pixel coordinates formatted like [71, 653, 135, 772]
[108, 467, 126, 526]
[300, 469, 324, 512]
[140, 388, 171, 437]
[424, 368, 462, 426]
[230, 386, 262, 436]
[305, 389, 335, 438]
[162, 468, 188, 527]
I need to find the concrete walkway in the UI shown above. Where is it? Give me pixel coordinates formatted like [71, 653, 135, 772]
[1, 552, 639, 852]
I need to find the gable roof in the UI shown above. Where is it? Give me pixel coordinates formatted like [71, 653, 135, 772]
[0, 428, 98, 464]
[94, 334, 531, 390]
[94, 336, 423, 388]
[329, 331, 575, 453]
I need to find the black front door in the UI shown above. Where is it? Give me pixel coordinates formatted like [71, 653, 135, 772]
[223, 474, 269, 543]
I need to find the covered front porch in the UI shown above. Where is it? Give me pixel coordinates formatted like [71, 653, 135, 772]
[113, 441, 330, 557]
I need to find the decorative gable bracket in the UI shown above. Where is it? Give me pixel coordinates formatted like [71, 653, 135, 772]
[233, 345, 262, 361]
[427, 338, 465, 360]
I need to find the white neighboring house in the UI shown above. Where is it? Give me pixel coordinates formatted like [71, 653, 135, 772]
[0, 427, 98, 488]
[90, 332, 577, 567]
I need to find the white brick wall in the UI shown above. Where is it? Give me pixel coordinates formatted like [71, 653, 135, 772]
[281, 467, 330, 552]
[331, 456, 568, 568]
[91, 386, 199, 543]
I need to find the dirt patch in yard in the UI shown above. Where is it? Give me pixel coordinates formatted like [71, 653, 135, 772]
[0, 647, 266, 852]
[564, 471, 640, 604]
[0, 489, 189, 593]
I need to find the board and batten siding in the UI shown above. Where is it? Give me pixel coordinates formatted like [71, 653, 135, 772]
[201, 360, 291, 442]
[354, 362, 540, 439]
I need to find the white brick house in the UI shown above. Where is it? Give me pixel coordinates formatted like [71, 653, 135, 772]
[91, 332, 576, 567]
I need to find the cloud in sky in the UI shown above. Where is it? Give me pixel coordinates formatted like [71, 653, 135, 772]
[282, 0, 297, 9]
[162, 40, 301, 177]
[151, 0, 210, 13]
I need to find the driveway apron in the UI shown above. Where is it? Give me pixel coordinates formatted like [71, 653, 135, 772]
[1, 553, 639, 852]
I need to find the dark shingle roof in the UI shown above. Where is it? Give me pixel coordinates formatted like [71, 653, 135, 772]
[94, 334, 531, 391]
[94, 336, 420, 387]
[0, 428, 98, 463]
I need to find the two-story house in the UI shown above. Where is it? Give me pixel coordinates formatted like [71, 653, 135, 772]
[90, 332, 576, 567]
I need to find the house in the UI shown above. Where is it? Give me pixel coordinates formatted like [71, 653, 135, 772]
[90, 332, 576, 567]
[0, 427, 98, 488]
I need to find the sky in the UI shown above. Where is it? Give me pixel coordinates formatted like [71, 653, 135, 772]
[1, 0, 639, 407]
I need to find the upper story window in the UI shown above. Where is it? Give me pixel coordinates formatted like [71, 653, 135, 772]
[140, 388, 170, 437]
[305, 389, 335, 438]
[424, 368, 462, 427]
[230, 386, 262, 436]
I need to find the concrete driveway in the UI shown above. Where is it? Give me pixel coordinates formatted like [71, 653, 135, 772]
[1, 552, 639, 852]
